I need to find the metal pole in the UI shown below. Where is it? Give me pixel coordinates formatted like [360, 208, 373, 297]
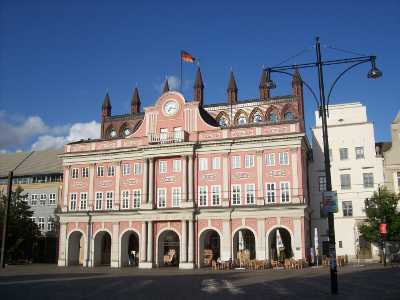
[315, 37, 338, 294]
[0, 171, 13, 268]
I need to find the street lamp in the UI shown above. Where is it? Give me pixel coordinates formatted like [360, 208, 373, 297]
[265, 37, 382, 295]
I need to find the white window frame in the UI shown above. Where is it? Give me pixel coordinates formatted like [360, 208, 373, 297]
[96, 166, 104, 177]
[279, 152, 289, 165]
[38, 217, 45, 231]
[340, 174, 351, 190]
[199, 158, 208, 171]
[339, 148, 348, 160]
[232, 184, 241, 205]
[172, 187, 181, 207]
[40, 194, 47, 206]
[212, 157, 221, 170]
[245, 183, 256, 205]
[157, 188, 167, 208]
[133, 189, 141, 208]
[265, 153, 275, 166]
[48, 193, 56, 205]
[121, 190, 130, 209]
[265, 183, 276, 204]
[95, 192, 103, 210]
[134, 162, 142, 175]
[232, 155, 241, 169]
[81, 167, 89, 178]
[199, 186, 208, 206]
[71, 168, 79, 179]
[79, 192, 88, 210]
[280, 182, 290, 203]
[107, 165, 115, 177]
[31, 194, 38, 206]
[173, 160, 182, 173]
[211, 185, 221, 206]
[363, 172, 374, 188]
[122, 163, 131, 176]
[245, 155, 255, 168]
[47, 217, 54, 231]
[355, 147, 365, 159]
[70, 193, 77, 211]
[106, 191, 113, 210]
[159, 161, 167, 173]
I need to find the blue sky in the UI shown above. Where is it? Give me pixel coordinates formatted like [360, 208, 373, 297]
[1, 0, 399, 151]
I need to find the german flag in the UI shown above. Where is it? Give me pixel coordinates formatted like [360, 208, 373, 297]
[181, 50, 195, 63]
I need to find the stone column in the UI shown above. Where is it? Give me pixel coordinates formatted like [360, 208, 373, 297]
[182, 156, 188, 203]
[293, 217, 302, 259]
[222, 154, 229, 207]
[256, 151, 264, 205]
[147, 221, 153, 263]
[187, 220, 194, 263]
[181, 219, 194, 269]
[57, 222, 67, 266]
[142, 158, 149, 205]
[221, 220, 231, 260]
[148, 158, 154, 208]
[110, 222, 120, 268]
[180, 220, 187, 263]
[85, 218, 93, 267]
[140, 222, 147, 262]
[114, 162, 121, 210]
[256, 219, 266, 260]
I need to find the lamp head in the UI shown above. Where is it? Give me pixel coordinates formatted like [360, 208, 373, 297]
[368, 57, 383, 79]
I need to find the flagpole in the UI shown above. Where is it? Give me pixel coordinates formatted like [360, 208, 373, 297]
[180, 53, 183, 92]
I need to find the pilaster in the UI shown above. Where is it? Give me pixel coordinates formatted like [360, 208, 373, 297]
[57, 222, 67, 266]
[110, 222, 120, 267]
[256, 150, 264, 205]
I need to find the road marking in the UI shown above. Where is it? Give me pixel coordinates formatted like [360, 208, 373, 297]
[201, 279, 220, 294]
[201, 279, 244, 295]
[222, 280, 244, 295]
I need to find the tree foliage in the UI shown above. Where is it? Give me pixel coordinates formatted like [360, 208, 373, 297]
[359, 187, 400, 243]
[0, 186, 40, 263]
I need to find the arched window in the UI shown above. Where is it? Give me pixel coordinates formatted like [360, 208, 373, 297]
[123, 127, 131, 136]
[254, 113, 263, 123]
[219, 117, 228, 127]
[284, 112, 293, 121]
[238, 114, 247, 125]
[267, 112, 278, 123]
[107, 128, 117, 138]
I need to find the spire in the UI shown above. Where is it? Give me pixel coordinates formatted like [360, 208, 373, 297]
[193, 67, 204, 105]
[227, 71, 238, 105]
[131, 87, 141, 114]
[101, 93, 111, 118]
[102, 93, 111, 109]
[292, 68, 303, 97]
[259, 69, 270, 100]
[162, 79, 170, 93]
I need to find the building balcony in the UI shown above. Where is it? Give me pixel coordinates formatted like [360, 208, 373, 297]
[148, 130, 189, 144]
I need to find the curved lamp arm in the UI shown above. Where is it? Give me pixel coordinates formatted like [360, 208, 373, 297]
[270, 69, 320, 108]
[326, 59, 371, 106]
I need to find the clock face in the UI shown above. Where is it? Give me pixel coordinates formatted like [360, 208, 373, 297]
[164, 100, 178, 116]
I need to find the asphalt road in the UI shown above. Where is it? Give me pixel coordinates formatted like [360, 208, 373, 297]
[0, 264, 399, 300]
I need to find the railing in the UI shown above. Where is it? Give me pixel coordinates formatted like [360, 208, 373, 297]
[148, 130, 188, 144]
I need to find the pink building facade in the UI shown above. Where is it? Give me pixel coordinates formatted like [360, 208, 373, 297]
[57, 68, 311, 269]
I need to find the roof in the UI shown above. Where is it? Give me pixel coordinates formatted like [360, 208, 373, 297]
[203, 95, 294, 108]
[375, 142, 392, 156]
[0, 149, 63, 178]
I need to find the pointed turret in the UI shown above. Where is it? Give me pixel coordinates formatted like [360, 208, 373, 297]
[162, 79, 170, 93]
[193, 67, 204, 105]
[259, 69, 270, 100]
[227, 71, 238, 105]
[292, 68, 303, 97]
[131, 87, 141, 114]
[102, 93, 111, 118]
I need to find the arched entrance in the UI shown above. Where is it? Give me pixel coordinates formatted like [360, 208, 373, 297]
[199, 229, 220, 267]
[94, 231, 111, 266]
[233, 229, 256, 264]
[158, 230, 180, 267]
[268, 227, 293, 261]
[68, 231, 85, 266]
[120, 231, 140, 267]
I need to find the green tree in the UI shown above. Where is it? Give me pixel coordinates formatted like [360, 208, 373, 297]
[359, 187, 400, 243]
[0, 186, 40, 263]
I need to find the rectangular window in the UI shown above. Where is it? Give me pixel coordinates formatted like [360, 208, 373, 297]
[280, 182, 290, 203]
[319, 176, 326, 192]
[38, 217, 45, 231]
[159, 161, 167, 173]
[232, 184, 241, 205]
[106, 192, 113, 210]
[47, 217, 54, 232]
[122, 164, 131, 176]
[199, 158, 208, 171]
[173, 127, 183, 141]
[107, 166, 115, 176]
[97, 166, 104, 177]
[40, 194, 47, 206]
[199, 186, 208, 206]
[339, 148, 348, 160]
[172, 187, 181, 207]
[342, 201, 353, 217]
[212, 157, 221, 170]
[338, 241, 343, 248]
[245, 155, 255, 168]
[134, 162, 142, 175]
[49, 193, 56, 205]
[265, 153, 275, 166]
[157, 189, 166, 208]
[31, 194, 38, 206]
[340, 174, 351, 190]
[71, 168, 79, 179]
[279, 152, 289, 165]
[133, 190, 141, 208]
[232, 155, 241, 169]
[30, 216, 36, 224]
[173, 160, 182, 172]
[95, 192, 103, 210]
[363, 173, 374, 188]
[211, 185, 221, 206]
[70, 193, 77, 211]
[245, 184, 255, 205]
[160, 128, 168, 143]
[266, 183, 276, 203]
[121, 190, 129, 209]
[81, 167, 89, 178]
[355, 147, 365, 159]
[79, 193, 88, 210]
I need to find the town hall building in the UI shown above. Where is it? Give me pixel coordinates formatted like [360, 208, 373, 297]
[57, 67, 311, 269]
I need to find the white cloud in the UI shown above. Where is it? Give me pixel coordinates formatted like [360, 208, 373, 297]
[31, 135, 67, 150]
[154, 75, 181, 93]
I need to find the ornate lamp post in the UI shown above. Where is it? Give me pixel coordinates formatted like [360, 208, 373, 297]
[265, 37, 382, 294]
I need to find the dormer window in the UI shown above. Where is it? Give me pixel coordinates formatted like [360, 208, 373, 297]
[284, 112, 293, 121]
[238, 115, 247, 125]
[267, 112, 278, 123]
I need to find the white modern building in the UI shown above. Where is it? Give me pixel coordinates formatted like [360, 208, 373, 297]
[310, 102, 383, 260]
